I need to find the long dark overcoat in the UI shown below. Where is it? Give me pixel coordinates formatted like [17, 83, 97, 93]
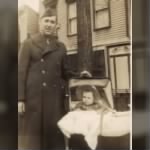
[18, 33, 69, 149]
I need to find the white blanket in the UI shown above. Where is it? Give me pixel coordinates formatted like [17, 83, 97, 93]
[57, 110, 130, 150]
[58, 110, 101, 149]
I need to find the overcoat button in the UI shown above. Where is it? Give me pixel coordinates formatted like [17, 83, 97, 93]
[41, 58, 44, 62]
[42, 82, 47, 87]
[41, 70, 46, 74]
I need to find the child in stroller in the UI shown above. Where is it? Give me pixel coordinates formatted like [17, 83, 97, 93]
[57, 81, 130, 150]
[57, 85, 109, 150]
[71, 85, 105, 111]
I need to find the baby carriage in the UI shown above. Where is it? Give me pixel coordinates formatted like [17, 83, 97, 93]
[58, 78, 130, 150]
[68, 78, 114, 111]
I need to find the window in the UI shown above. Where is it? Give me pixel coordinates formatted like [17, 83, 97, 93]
[67, 53, 78, 72]
[92, 50, 106, 78]
[67, 2, 77, 36]
[93, 0, 110, 30]
[110, 55, 130, 93]
[109, 46, 130, 94]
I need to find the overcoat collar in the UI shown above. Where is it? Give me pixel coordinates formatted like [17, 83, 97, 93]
[31, 33, 59, 55]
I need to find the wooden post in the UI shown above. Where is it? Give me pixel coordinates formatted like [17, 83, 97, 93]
[76, 0, 93, 74]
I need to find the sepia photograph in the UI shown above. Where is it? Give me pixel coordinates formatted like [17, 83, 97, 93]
[18, 0, 131, 149]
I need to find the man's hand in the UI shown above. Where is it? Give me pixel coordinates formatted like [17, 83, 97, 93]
[80, 70, 92, 78]
[18, 102, 25, 115]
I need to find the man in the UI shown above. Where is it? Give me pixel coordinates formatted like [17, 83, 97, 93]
[18, 9, 70, 149]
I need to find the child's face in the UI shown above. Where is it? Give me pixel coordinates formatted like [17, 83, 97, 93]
[82, 91, 94, 105]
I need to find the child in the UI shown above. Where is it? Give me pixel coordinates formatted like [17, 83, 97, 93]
[57, 85, 130, 150]
[71, 85, 114, 113]
[72, 87, 103, 111]
[57, 86, 106, 150]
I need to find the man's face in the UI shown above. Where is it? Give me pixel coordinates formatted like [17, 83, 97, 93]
[82, 91, 94, 105]
[39, 16, 57, 36]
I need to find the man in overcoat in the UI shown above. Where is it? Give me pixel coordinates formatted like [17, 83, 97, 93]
[18, 9, 71, 149]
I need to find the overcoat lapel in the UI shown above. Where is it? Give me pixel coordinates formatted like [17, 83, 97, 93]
[31, 33, 58, 56]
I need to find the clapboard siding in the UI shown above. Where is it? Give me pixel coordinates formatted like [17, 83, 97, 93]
[57, 0, 128, 51]
[92, 0, 127, 46]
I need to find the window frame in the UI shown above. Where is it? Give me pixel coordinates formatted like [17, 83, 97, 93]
[93, 0, 111, 31]
[92, 47, 108, 78]
[108, 45, 131, 94]
[67, 1, 77, 37]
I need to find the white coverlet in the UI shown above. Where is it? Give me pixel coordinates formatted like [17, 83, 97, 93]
[57, 110, 102, 150]
[57, 110, 130, 150]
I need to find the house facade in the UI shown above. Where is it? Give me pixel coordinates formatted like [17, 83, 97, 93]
[56, 0, 131, 95]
